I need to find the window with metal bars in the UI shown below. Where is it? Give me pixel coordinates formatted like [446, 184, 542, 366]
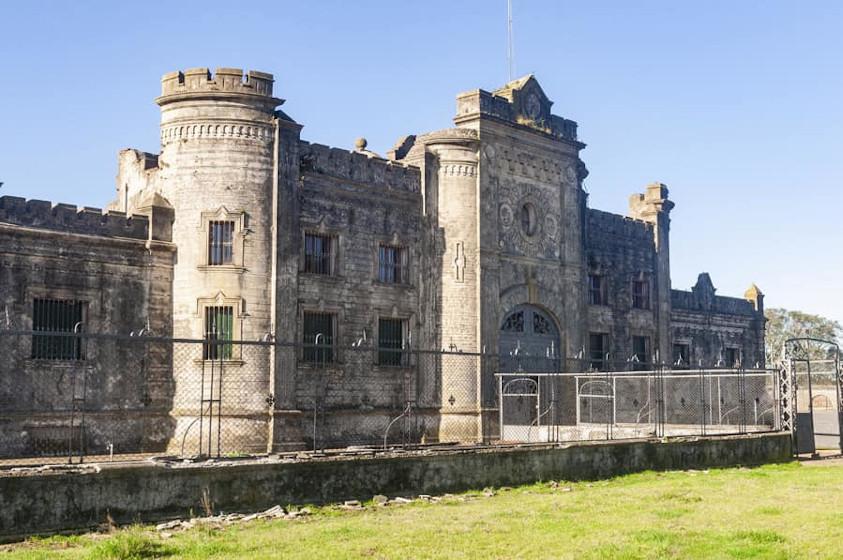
[304, 233, 335, 275]
[588, 332, 609, 371]
[588, 274, 607, 305]
[31, 299, 86, 360]
[673, 343, 691, 369]
[724, 347, 739, 368]
[632, 278, 650, 309]
[378, 318, 408, 366]
[302, 311, 335, 365]
[631, 335, 650, 370]
[378, 244, 407, 284]
[203, 305, 234, 360]
[208, 220, 235, 266]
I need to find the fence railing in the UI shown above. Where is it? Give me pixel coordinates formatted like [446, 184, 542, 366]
[497, 368, 780, 443]
[0, 329, 785, 466]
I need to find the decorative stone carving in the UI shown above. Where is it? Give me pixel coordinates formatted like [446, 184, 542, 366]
[497, 183, 560, 257]
[544, 214, 558, 239]
[564, 164, 577, 185]
[160, 122, 273, 145]
[499, 203, 514, 229]
[441, 163, 477, 177]
[454, 242, 466, 283]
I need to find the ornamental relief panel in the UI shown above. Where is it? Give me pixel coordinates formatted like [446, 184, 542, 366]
[497, 183, 560, 258]
[482, 143, 577, 187]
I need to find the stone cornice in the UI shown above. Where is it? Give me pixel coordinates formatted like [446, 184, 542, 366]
[161, 121, 274, 145]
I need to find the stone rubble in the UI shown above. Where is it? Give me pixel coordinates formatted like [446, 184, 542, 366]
[150, 489, 504, 533]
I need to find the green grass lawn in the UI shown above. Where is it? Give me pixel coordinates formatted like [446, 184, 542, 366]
[5, 461, 843, 559]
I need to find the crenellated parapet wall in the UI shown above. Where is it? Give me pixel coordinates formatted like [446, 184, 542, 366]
[299, 141, 421, 193]
[587, 208, 654, 245]
[159, 67, 276, 100]
[0, 196, 154, 240]
[671, 290, 758, 317]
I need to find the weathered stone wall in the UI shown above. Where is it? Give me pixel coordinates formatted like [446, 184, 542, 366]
[0, 68, 768, 454]
[152, 68, 283, 453]
[585, 209, 659, 364]
[671, 274, 766, 368]
[0, 198, 175, 457]
[0, 433, 791, 541]
[291, 140, 426, 446]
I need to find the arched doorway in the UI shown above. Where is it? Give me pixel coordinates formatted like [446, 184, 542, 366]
[498, 304, 561, 372]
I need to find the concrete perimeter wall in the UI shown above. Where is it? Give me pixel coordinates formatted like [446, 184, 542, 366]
[0, 433, 790, 541]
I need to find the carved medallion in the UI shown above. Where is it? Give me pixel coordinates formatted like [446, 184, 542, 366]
[498, 183, 560, 257]
[499, 203, 514, 229]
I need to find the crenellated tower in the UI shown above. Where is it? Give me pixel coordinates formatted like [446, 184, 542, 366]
[155, 67, 281, 342]
[155, 68, 285, 453]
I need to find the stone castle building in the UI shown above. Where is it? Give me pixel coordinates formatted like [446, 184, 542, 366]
[0, 67, 766, 453]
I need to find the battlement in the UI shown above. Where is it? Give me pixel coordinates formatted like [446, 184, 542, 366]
[299, 141, 421, 194]
[159, 67, 276, 101]
[0, 196, 153, 241]
[672, 289, 758, 317]
[587, 208, 654, 243]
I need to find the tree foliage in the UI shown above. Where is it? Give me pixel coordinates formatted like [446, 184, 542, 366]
[765, 308, 842, 361]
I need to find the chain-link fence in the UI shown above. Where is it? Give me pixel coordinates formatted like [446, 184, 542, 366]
[498, 366, 781, 443]
[0, 330, 493, 464]
[0, 329, 787, 466]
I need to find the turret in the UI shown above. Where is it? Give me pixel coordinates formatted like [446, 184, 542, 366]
[155, 67, 283, 341]
[155, 67, 287, 454]
[629, 182, 674, 363]
[420, 129, 481, 441]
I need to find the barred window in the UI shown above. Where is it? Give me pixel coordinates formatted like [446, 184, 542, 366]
[31, 299, 86, 360]
[378, 244, 407, 284]
[302, 311, 335, 365]
[588, 274, 607, 306]
[208, 220, 235, 266]
[203, 305, 234, 360]
[673, 343, 691, 369]
[378, 317, 408, 366]
[631, 335, 650, 370]
[632, 279, 650, 310]
[588, 332, 609, 371]
[724, 347, 739, 368]
[304, 233, 335, 275]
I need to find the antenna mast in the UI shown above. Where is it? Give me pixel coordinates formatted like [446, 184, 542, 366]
[507, 0, 515, 81]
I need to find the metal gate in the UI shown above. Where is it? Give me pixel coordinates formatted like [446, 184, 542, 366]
[783, 338, 842, 455]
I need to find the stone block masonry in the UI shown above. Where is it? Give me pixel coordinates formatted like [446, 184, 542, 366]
[0, 65, 768, 454]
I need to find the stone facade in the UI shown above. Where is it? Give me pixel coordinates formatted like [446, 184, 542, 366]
[0, 67, 765, 452]
[0, 195, 175, 455]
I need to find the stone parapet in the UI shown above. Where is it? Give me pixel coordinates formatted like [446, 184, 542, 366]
[299, 141, 421, 193]
[0, 196, 154, 240]
[159, 67, 276, 101]
[671, 289, 758, 316]
[587, 208, 654, 243]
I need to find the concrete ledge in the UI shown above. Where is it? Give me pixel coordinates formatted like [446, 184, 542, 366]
[0, 433, 791, 541]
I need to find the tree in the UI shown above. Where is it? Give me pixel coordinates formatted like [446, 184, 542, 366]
[765, 308, 842, 361]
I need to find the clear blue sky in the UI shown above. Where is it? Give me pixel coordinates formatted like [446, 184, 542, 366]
[1, 1, 841, 324]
